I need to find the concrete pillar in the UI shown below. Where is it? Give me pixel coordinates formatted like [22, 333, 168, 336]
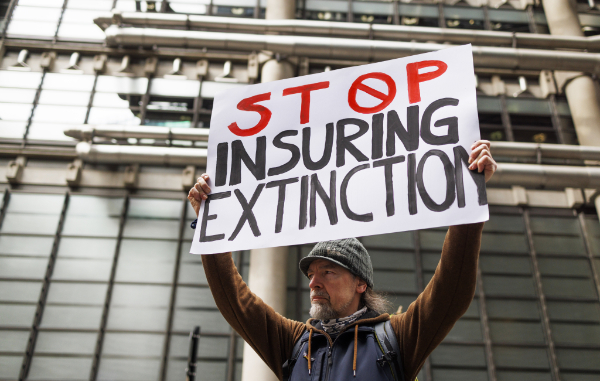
[240, 248, 289, 381]
[265, 0, 296, 20]
[542, 0, 600, 147]
[240, 3, 296, 381]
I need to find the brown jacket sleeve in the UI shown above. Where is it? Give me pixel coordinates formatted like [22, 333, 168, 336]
[390, 222, 484, 381]
[201, 253, 306, 380]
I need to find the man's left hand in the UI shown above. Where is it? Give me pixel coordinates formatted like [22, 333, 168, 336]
[468, 140, 497, 183]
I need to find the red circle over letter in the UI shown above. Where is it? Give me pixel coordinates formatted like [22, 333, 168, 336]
[348, 72, 397, 114]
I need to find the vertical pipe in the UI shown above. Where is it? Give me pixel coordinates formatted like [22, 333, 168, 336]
[542, 0, 600, 147]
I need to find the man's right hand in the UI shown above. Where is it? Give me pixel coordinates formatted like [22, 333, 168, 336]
[188, 173, 211, 217]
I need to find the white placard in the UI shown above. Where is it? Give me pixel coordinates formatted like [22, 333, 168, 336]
[191, 44, 488, 255]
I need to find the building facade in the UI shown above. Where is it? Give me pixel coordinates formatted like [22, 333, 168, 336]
[0, 1, 599, 381]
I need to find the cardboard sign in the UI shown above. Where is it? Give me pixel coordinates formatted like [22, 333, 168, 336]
[191, 45, 488, 255]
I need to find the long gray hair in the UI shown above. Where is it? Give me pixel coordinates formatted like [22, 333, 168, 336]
[360, 287, 392, 315]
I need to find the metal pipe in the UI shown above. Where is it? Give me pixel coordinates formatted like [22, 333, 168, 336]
[75, 142, 207, 166]
[104, 26, 600, 74]
[491, 141, 600, 160]
[489, 163, 600, 188]
[95, 12, 600, 51]
[64, 125, 209, 141]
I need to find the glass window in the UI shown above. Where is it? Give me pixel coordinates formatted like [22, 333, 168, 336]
[0, 281, 42, 302]
[88, 76, 147, 126]
[28, 358, 93, 380]
[102, 333, 164, 357]
[40, 306, 103, 329]
[46, 282, 107, 305]
[489, 321, 545, 343]
[493, 346, 549, 369]
[34, 332, 97, 355]
[430, 344, 486, 366]
[97, 358, 161, 381]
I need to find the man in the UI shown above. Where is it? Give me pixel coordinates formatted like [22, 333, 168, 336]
[188, 140, 497, 381]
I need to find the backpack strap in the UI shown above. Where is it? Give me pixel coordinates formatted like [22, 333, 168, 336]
[282, 330, 307, 381]
[374, 320, 406, 381]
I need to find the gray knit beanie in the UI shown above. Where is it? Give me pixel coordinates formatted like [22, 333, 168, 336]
[299, 238, 374, 289]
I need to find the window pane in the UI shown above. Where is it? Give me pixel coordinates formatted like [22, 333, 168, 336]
[0, 236, 54, 256]
[486, 299, 540, 320]
[542, 277, 597, 298]
[0, 71, 43, 88]
[0, 356, 23, 379]
[28, 357, 93, 380]
[0, 305, 36, 327]
[166, 360, 227, 381]
[111, 284, 171, 308]
[0, 257, 49, 279]
[493, 346, 549, 369]
[40, 306, 103, 329]
[489, 321, 545, 343]
[58, 237, 116, 259]
[480, 255, 531, 275]
[0, 331, 29, 352]
[46, 282, 107, 305]
[97, 359, 161, 381]
[533, 235, 585, 256]
[551, 323, 600, 345]
[546, 301, 600, 323]
[106, 307, 168, 331]
[556, 348, 600, 371]
[42, 73, 96, 91]
[443, 320, 482, 342]
[34, 332, 97, 355]
[102, 333, 164, 357]
[483, 275, 536, 297]
[430, 344, 486, 366]
[175, 286, 216, 308]
[0, 281, 42, 302]
[361, 232, 413, 250]
[169, 334, 229, 359]
[172, 309, 230, 332]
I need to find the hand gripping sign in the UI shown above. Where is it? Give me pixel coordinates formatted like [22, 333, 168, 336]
[191, 45, 488, 255]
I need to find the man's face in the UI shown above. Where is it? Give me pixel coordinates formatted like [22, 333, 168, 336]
[306, 259, 364, 320]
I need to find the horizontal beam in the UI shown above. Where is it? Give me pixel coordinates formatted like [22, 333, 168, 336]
[491, 141, 600, 161]
[104, 26, 600, 74]
[65, 125, 210, 142]
[489, 163, 600, 188]
[76, 142, 207, 166]
[96, 12, 600, 51]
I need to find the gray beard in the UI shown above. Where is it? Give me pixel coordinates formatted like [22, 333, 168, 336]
[309, 297, 354, 320]
[309, 301, 337, 320]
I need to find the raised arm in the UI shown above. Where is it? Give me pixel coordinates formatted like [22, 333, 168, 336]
[390, 140, 496, 381]
[189, 175, 306, 379]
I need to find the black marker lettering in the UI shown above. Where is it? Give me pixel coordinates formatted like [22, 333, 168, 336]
[266, 177, 299, 233]
[229, 136, 267, 186]
[417, 150, 456, 212]
[310, 171, 338, 227]
[303, 124, 334, 170]
[200, 191, 231, 242]
[299, 175, 309, 230]
[373, 155, 406, 217]
[453, 145, 488, 207]
[341, 164, 373, 222]
[268, 130, 301, 177]
[336, 118, 369, 167]
[421, 98, 459, 146]
[386, 106, 419, 156]
[228, 184, 265, 241]
[215, 142, 228, 187]
[408, 153, 417, 215]
[371, 113, 384, 160]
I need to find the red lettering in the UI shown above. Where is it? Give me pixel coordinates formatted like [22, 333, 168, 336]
[228, 92, 272, 137]
[282, 81, 330, 124]
[406, 60, 448, 104]
[348, 72, 396, 114]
